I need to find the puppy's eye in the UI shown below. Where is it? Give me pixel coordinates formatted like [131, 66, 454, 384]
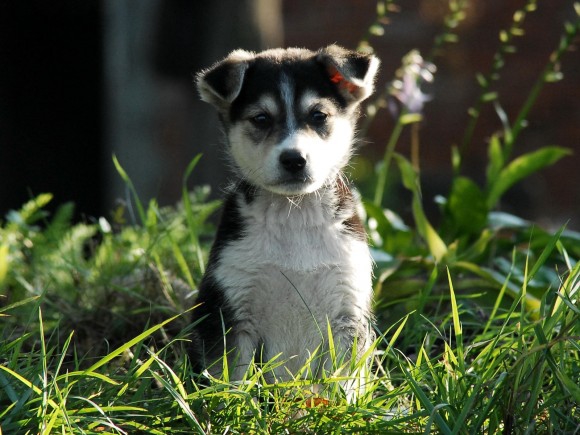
[309, 110, 328, 125]
[250, 113, 272, 128]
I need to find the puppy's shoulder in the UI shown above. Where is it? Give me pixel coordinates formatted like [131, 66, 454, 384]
[333, 178, 366, 242]
[208, 181, 256, 255]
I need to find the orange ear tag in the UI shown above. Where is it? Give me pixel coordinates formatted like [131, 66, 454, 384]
[330, 71, 358, 93]
[330, 71, 343, 84]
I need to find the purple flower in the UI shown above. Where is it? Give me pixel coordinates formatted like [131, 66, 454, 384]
[389, 50, 436, 116]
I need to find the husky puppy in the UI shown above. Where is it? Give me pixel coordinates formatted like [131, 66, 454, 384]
[191, 45, 379, 387]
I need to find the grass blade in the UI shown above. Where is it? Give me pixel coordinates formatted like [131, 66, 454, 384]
[112, 154, 147, 226]
[83, 309, 191, 374]
[447, 268, 464, 372]
[150, 371, 205, 433]
[402, 366, 452, 435]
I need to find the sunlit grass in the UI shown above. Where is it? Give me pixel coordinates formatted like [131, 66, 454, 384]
[1, 212, 578, 433]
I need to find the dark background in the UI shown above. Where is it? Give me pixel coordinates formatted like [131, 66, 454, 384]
[0, 2, 103, 218]
[1, 0, 578, 228]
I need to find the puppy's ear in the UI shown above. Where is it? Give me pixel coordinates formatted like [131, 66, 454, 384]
[317, 45, 380, 103]
[196, 50, 254, 110]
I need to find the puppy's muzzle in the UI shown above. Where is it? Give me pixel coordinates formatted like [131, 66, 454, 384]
[279, 149, 306, 174]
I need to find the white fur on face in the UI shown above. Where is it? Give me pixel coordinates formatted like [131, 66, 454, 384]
[228, 82, 355, 196]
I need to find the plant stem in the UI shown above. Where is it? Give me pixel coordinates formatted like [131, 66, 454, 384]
[411, 122, 420, 172]
[374, 118, 405, 207]
[503, 68, 543, 160]
[504, 14, 579, 160]
[458, 0, 538, 170]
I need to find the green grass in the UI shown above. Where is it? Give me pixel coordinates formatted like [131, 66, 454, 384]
[1, 173, 578, 434]
[1, 174, 580, 433]
[2, 1, 580, 433]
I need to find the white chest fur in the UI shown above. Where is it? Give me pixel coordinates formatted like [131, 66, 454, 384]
[212, 188, 373, 375]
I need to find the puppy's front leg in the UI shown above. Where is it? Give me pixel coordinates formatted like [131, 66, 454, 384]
[229, 328, 260, 381]
[325, 318, 373, 401]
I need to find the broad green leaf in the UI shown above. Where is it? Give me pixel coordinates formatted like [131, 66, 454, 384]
[421, 216, 448, 262]
[395, 154, 447, 261]
[396, 153, 419, 192]
[487, 146, 571, 208]
[446, 177, 488, 235]
[488, 211, 530, 229]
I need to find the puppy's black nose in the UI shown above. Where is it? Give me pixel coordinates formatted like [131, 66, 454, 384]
[279, 150, 306, 174]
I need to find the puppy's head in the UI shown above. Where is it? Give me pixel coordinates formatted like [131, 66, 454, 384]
[197, 45, 379, 196]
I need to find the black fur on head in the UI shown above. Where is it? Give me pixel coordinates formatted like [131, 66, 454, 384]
[196, 45, 380, 115]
